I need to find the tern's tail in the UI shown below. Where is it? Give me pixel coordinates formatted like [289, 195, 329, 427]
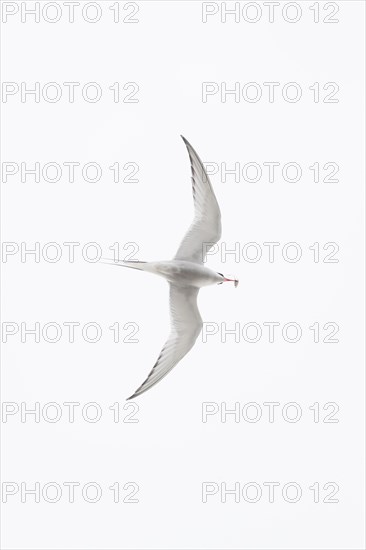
[101, 258, 151, 271]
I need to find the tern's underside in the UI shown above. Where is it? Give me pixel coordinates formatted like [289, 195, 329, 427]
[104, 136, 238, 399]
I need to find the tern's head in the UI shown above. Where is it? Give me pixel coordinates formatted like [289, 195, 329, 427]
[217, 272, 239, 287]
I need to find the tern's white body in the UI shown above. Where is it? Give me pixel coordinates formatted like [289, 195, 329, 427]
[131, 260, 223, 287]
[104, 136, 238, 399]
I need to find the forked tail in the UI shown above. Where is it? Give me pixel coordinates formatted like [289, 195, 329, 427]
[101, 258, 150, 271]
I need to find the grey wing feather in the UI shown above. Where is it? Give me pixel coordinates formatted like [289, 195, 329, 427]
[174, 136, 222, 264]
[127, 284, 202, 400]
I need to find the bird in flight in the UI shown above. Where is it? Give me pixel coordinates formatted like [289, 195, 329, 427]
[104, 136, 238, 399]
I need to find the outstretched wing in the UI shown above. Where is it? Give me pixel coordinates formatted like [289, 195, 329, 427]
[127, 284, 202, 400]
[174, 136, 221, 264]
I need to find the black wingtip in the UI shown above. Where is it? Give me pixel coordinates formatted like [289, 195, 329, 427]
[126, 394, 135, 401]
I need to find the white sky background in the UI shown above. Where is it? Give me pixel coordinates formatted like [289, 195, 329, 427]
[1, 1, 365, 549]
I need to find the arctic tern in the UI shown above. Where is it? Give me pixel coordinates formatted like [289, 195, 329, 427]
[103, 136, 238, 399]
